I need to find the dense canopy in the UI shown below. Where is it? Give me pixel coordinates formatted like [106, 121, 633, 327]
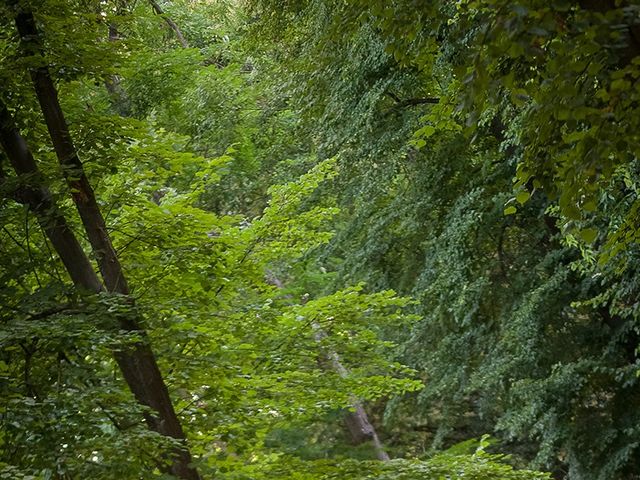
[1, 1, 639, 479]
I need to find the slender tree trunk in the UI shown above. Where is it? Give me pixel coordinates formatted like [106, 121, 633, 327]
[105, 22, 130, 115]
[149, 0, 189, 48]
[266, 277, 391, 461]
[6, 7, 200, 479]
[0, 103, 104, 293]
[14, 8, 129, 295]
[312, 323, 390, 461]
[0, 99, 201, 480]
[266, 274, 390, 459]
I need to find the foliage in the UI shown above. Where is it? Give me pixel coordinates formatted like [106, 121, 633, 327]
[246, 0, 640, 478]
[5, 0, 635, 479]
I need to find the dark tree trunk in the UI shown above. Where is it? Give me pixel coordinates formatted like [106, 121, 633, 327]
[0, 102, 104, 293]
[5, 6, 201, 479]
[0, 99, 201, 480]
[14, 8, 129, 295]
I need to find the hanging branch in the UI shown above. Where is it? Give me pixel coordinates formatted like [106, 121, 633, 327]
[384, 92, 440, 114]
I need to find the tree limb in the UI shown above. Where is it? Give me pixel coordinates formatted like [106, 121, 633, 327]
[149, 0, 189, 48]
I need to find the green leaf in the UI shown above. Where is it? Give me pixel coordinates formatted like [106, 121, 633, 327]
[578, 228, 598, 244]
[516, 191, 531, 205]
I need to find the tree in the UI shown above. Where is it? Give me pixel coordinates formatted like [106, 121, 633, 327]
[1, 2, 199, 478]
[246, 0, 640, 477]
[0, 1, 567, 479]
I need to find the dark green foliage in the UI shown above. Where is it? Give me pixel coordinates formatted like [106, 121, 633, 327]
[247, 0, 640, 478]
[5, 0, 637, 479]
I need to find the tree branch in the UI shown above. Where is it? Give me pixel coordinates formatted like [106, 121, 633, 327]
[384, 92, 440, 114]
[149, 0, 189, 48]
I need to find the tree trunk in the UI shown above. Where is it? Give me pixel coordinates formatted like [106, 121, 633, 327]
[105, 22, 130, 115]
[266, 277, 390, 461]
[312, 322, 390, 461]
[0, 102, 104, 293]
[0, 98, 201, 480]
[328, 345, 390, 458]
[317, 331, 389, 458]
[14, 8, 129, 295]
[6, 7, 201, 479]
